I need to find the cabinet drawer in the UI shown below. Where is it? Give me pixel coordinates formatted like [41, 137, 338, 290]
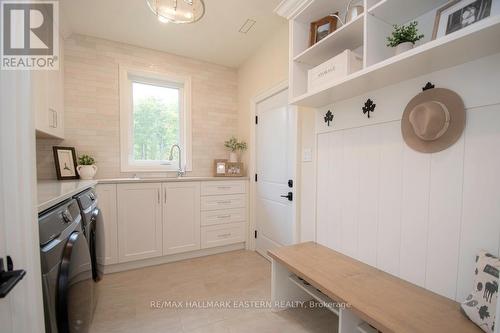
[201, 208, 246, 226]
[201, 194, 245, 211]
[201, 222, 246, 249]
[201, 181, 246, 196]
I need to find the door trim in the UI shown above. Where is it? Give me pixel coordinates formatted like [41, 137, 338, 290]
[247, 80, 299, 256]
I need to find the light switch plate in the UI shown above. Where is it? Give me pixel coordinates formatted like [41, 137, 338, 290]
[302, 148, 312, 162]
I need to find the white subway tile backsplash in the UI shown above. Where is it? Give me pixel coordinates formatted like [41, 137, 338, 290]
[37, 34, 238, 180]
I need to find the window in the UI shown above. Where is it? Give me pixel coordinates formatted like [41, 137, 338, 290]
[120, 66, 191, 172]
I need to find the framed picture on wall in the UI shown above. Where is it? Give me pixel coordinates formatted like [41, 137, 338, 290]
[309, 14, 338, 46]
[432, 0, 492, 39]
[53, 146, 79, 180]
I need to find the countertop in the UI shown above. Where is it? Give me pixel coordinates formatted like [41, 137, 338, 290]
[37, 177, 248, 213]
[37, 180, 98, 213]
[97, 176, 249, 184]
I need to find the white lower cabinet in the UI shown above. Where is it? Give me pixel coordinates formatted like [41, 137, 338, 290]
[201, 223, 246, 249]
[96, 184, 118, 265]
[117, 183, 163, 263]
[162, 182, 201, 255]
[201, 194, 246, 211]
[101, 180, 247, 268]
[200, 180, 247, 249]
[201, 208, 246, 226]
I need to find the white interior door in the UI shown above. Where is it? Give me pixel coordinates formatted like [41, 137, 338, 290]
[255, 88, 296, 258]
[1, 70, 45, 331]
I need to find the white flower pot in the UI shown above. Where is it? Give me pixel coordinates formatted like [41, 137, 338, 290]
[395, 42, 414, 55]
[229, 152, 238, 163]
[77, 165, 98, 180]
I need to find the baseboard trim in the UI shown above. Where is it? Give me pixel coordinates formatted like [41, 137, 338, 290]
[103, 243, 246, 274]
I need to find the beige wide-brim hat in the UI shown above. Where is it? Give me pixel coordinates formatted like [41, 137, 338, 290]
[402, 88, 465, 153]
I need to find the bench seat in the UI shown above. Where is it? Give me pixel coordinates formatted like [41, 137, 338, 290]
[268, 242, 482, 333]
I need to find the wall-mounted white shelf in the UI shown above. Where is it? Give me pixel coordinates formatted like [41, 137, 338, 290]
[368, 0, 448, 25]
[290, 16, 500, 107]
[294, 0, 352, 23]
[288, 274, 340, 315]
[294, 14, 364, 66]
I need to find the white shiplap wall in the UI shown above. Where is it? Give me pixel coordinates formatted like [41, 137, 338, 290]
[315, 53, 500, 302]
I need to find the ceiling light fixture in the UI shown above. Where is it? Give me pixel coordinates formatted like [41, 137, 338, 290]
[146, 0, 205, 24]
[158, 16, 169, 24]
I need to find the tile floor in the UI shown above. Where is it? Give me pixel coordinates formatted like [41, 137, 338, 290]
[90, 250, 338, 333]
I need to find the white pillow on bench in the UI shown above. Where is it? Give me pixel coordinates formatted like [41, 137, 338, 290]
[461, 250, 499, 333]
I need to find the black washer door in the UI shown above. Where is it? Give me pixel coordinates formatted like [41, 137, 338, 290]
[57, 231, 93, 333]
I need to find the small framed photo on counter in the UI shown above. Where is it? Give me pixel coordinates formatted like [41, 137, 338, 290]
[53, 146, 79, 180]
[214, 159, 244, 177]
[214, 159, 227, 176]
[226, 162, 244, 177]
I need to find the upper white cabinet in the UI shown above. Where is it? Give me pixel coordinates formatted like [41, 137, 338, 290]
[278, 0, 500, 107]
[117, 183, 163, 263]
[34, 35, 64, 139]
[162, 182, 201, 255]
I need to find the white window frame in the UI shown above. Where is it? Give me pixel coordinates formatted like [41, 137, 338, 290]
[119, 65, 192, 172]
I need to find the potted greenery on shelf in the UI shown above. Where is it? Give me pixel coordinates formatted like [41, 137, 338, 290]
[77, 154, 98, 180]
[224, 136, 247, 162]
[387, 21, 424, 55]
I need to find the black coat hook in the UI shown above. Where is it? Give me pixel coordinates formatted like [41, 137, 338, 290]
[324, 110, 334, 126]
[422, 82, 435, 91]
[362, 99, 376, 119]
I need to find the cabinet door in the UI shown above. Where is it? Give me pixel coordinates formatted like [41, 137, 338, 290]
[47, 35, 64, 138]
[163, 182, 201, 255]
[33, 70, 49, 134]
[117, 183, 162, 263]
[96, 184, 118, 265]
[34, 35, 64, 139]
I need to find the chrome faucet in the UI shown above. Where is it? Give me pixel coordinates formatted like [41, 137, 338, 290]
[169, 144, 185, 177]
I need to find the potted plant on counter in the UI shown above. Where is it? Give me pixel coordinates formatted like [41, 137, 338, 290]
[77, 154, 98, 180]
[387, 21, 424, 55]
[224, 136, 247, 162]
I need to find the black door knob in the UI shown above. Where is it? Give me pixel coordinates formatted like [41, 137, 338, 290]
[280, 192, 293, 201]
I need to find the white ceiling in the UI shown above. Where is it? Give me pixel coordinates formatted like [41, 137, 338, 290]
[60, 0, 286, 68]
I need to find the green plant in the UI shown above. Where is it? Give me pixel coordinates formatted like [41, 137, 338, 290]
[224, 137, 247, 152]
[386, 21, 424, 47]
[78, 154, 96, 165]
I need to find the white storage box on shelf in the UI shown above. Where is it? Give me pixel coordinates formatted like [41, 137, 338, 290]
[307, 49, 362, 92]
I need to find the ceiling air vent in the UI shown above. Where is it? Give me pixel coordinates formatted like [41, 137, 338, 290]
[239, 19, 256, 34]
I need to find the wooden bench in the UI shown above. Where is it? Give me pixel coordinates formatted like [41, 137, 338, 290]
[269, 242, 484, 333]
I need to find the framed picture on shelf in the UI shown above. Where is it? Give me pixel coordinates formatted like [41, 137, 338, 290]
[432, 0, 492, 39]
[309, 14, 338, 46]
[53, 146, 79, 180]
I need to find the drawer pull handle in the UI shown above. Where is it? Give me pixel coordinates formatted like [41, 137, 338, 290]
[216, 201, 231, 204]
[217, 215, 231, 219]
[217, 186, 231, 190]
[217, 233, 231, 238]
